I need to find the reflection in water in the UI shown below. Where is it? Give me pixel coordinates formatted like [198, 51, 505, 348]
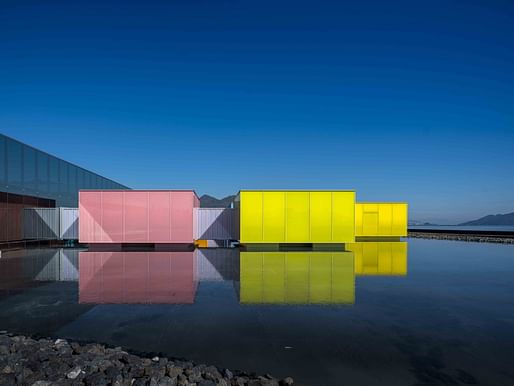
[0, 242, 408, 305]
[239, 242, 407, 304]
[79, 251, 198, 304]
[240, 251, 355, 304]
[0, 249, 80, 296]
[347, 242, 408, 276]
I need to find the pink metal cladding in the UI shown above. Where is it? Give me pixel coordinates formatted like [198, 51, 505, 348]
[78, 251, 197, 304]
[79, 190, 200, 244]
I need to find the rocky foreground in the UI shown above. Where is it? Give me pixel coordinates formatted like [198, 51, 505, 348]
[0, 332, 294, 386]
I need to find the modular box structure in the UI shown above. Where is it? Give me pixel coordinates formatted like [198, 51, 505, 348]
[346, 241, 407, 275]
[355, 203, 408, 237]
[79, 190, 200, 244]
[240, 251, 354, 304]
[236, 190, 356, 244]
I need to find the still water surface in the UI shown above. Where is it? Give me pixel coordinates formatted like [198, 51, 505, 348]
[1, 239, 514, 386]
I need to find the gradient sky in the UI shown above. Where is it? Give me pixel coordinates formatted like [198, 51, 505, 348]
[1, 0, 513, 224]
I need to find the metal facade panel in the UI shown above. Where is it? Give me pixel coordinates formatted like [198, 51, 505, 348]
[124, 191, 148, 242]
[355, 203, 408, 237]
[149, 191, 171, 242]
[286, 192, 310, 242]
[78, 190, 198, 243]
[239, 190, 355, 244]
[60, 208, 79, 240]
[102, 192, 124, 242]
[23, 208, 59, 240]
[240, 191, 262, 242]
[195, 208, 237, 240]
[170, 191, 195, 243]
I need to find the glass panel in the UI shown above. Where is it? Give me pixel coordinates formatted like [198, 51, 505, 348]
[7, 138, 22, 193]
[49, 156, 59, 198]
[0, 135, 5, 188]
[37, 152, 49, 196]
[23, 146, 37, 194]
[59, 160, 68, 195]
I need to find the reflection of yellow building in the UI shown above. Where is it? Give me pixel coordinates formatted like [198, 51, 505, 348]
[237, 191, 356, 244]
[355, 203, 408, 237]
[347, 242, 407, 275]
[239, 242, 408, 305]
[240, 251, 354, 304]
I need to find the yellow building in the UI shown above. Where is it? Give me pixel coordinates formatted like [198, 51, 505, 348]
[240, 251, 355, 304]
[355, 203, 408, 238]
[346, 241, 408, 275]
[236, 190, 356, 244]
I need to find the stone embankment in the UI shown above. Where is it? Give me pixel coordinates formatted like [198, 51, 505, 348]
[408, 232, 514, 244]
[0, 332, 294, 386]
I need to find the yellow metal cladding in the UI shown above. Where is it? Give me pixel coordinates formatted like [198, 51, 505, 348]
[355, 203, 408, 237]
[240, 251, 355, 304]
[239, 190, 356, 243]
[346, 242, 408, 275]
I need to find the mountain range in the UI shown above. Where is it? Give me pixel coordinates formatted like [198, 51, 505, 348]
[199, 194, 236, 208]
[459, 212, 514, 226]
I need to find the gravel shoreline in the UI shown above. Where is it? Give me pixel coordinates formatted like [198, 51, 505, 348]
[0, 332, 294, 386]
[408, 232, 514, 244]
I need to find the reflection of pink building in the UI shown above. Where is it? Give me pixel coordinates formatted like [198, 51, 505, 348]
[79, 190, 199, 244]
[79, 251, 197, 304]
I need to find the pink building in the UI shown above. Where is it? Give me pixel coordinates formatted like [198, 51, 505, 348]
[79, 251, 197, 304]
[79, 190, 200, 244]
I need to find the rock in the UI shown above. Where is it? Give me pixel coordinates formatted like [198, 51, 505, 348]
[198, 381, 216, 386]
[1, 365, 14, 374]
[204, 365, 222, 380]
[84, 371, 109, 386]
[67, 367, 83, 379]
[223, 369, 233, 379]
[167, 365, 183, 378]
[158, 376, 178, 386]
[0, 334, 291, 386]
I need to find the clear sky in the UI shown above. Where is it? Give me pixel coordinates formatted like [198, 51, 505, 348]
[1, 0, 513, 224]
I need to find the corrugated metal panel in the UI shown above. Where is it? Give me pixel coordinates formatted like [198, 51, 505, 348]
[60, 208, 79, 240]
[194, 208, 238, 240]
[23, 208, 60, 240]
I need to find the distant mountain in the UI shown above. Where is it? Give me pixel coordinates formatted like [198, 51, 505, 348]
[408, 221, 439, 226]
[459, 212, 514, 226]
[199, 194, 236, 208]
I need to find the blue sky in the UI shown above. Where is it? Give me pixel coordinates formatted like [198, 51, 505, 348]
[1, 0, 513, 224]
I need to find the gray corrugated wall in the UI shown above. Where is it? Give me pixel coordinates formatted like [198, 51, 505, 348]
[60, 208, 79, 240]
[23, 207, 79, 240]
[23, 208, 60, 239]
[194, 208, 238, 240]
